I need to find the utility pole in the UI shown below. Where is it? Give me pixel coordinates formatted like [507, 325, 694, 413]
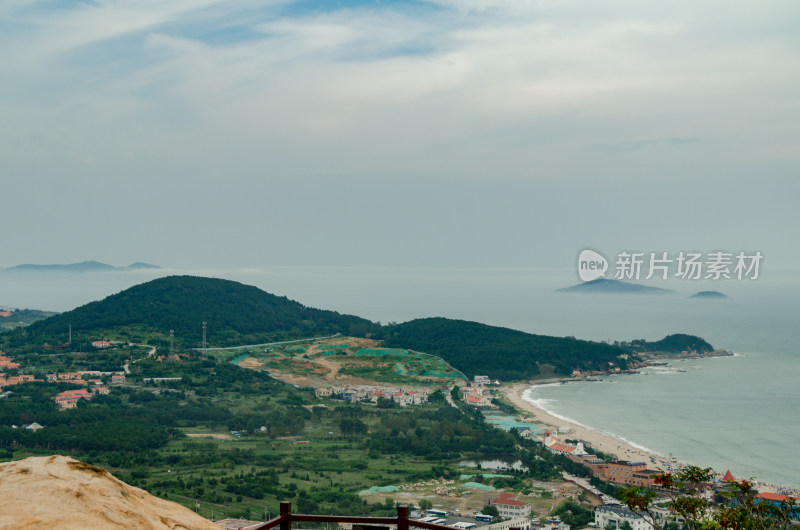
[68, 324, 72, 344]
[202, 321, 207, 355]
[169, 330, 174, 359]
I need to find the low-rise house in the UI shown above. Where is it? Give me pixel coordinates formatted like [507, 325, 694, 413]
[595, 504, 654, 530]
[544, 432, 588, 456]
[0, 355, 20, 369]
[474, 375, 490, 386]
[461, 386, 493, 407]
[4, 375, 40, 386]
[491, 492, 532, 519]
[54, 389, 94, 410]
[111, 374, 126, 385]
[318, 385, 431, 406]
[92, 341, 111, 349]
[754, 492, 800, 519]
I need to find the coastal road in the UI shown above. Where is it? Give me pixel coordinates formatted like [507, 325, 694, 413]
[562, 471, 618, 504]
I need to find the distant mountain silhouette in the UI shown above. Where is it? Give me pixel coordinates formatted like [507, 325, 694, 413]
[557, 278, 674, 294]
[126, 262, 161, 270]
[691, 290, 727, 299]
[4, 261, 161, 273]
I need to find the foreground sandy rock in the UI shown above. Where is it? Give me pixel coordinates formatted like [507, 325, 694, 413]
[0, 455, 220, 529]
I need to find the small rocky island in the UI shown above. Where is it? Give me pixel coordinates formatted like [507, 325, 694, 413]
[557, 278, 674, 294]
[691, 290, 727, 299]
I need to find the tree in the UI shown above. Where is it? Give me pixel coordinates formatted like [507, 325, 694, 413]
[550, 499, 593, 528]
[482, 505, 499, 517]
[339, 418, 367, 437]
[619, 466, 799, 530]
[418, 499, 433, 511]
[428, 390, 445, 404]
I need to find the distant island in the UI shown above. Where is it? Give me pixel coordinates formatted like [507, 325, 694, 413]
[691, 290, 727, 299]
[557, 278, 674, 294]
[0, 308, 58, 330]
[3, 261, 160, 273]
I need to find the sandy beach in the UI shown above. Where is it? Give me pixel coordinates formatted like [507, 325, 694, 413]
[502, 382, 681, 472]
[502, 381, 799, 495]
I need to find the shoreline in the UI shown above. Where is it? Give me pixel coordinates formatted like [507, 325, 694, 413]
[501, 382, 683, 472]
[501, 381, 798, 495]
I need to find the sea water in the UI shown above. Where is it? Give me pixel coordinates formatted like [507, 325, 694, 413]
[1, 266, 798, 487]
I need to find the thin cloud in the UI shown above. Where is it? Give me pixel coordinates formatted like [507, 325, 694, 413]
[1, 0, 799, 184]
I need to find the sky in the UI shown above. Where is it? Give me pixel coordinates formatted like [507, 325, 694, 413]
[2, 0, 799, 272]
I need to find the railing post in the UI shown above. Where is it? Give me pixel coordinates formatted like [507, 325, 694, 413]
[280, 501, 292, 530]
[397, 505, 409, 530]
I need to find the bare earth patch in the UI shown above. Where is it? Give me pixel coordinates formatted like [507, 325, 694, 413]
[186, 433, 234, 440]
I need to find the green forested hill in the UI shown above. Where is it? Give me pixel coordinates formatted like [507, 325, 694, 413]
[4, 276, 376, 348]
[627, 333, 714, 354]
[376, 317, 629, 379]
[3, 276, 686, 380]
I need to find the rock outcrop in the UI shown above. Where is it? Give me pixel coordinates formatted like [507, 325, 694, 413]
[0, 455, 219, 529]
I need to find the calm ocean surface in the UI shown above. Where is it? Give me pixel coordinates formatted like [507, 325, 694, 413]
[2, 267, 798, 487]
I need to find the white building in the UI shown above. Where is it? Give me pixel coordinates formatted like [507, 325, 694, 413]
[491, 493, 532, 519]
[487, 517, 536, 530]
[594, 505, 654, 530]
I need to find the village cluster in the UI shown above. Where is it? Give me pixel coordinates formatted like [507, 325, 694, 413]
[314, 375, 499, 408]
[0, 352, 125, 410]
[314, 385, 432, 406]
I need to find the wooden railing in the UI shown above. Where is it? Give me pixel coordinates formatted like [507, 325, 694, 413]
[248, 502, 519, 530]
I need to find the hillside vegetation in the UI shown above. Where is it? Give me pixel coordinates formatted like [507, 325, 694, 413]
[376, 317, 630, 379]
[4, 276, 376, 349]
[3, 277, 711, 381]
[626, 333, 715, 354]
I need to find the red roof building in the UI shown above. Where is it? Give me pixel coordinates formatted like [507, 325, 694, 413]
[491, 492, 532, 518]
[757, 492, 793, 503]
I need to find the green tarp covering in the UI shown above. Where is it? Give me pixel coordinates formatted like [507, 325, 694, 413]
[358, 485, 400, 495]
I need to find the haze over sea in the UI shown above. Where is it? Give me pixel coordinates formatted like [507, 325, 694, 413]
[2, 267, 798, 488]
